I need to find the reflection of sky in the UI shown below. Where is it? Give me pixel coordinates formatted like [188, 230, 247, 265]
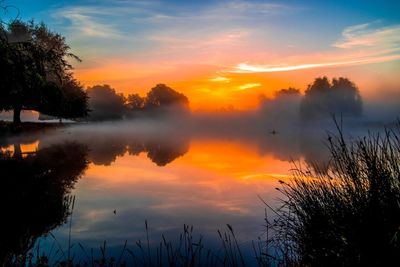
[35, 139, 290, 262]
[0, 119, 384, 262]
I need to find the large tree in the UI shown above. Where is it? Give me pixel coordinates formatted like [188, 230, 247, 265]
[40, 76, 89, 120]
[145, 84, 189, 112]
[86, 84, 125, 121]
[0, 19, 87, 123]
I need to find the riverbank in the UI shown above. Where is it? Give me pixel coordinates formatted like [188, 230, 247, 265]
[0, 121, 64, 136]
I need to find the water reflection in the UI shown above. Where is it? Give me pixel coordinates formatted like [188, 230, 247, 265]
[0, 143, 88, 264]
[0, 121, 378, 263]
[85, 135, 189, 166]
[1, 117, 348, 171]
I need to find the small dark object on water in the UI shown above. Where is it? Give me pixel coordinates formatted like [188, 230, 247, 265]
[113, 210, 116, 214]
[270, 130, 277, 135]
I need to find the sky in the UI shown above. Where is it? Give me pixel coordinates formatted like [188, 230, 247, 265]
[2, 0, 400, 110]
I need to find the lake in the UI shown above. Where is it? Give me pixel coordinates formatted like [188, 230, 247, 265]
[0, 118, 382, 264]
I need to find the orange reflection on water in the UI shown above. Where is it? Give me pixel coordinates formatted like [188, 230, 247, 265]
[176, 140, 292, 178]
[1, 141, 39, 157]
[80, 140, 292, 225]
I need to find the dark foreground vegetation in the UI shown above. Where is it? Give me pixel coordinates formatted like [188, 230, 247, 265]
[0, 143, 88, 266]
[266, 121, 400, 267]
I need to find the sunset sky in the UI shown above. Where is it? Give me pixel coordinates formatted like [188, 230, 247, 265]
[7, 0, 400, 110]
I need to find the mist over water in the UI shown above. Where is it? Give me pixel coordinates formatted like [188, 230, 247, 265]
[1, 96, 399, 264]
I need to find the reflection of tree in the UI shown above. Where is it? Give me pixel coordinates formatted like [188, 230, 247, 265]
[126, 140, 189, 166]
[66, 132, 190, 166]
[0, 143, 88, 265]
[144, 140, 189, 166]
[298, 129, 331, 174]
[86, 136, 126, 166]
[254, 127, 331, 170]
[127, 142, 145, 156]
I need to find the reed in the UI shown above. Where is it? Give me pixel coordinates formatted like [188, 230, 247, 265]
[266, 120, 400, 266]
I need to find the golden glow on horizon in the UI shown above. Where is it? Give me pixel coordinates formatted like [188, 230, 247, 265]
[56, 3, 400, 111]
[73, 55, 400, 111]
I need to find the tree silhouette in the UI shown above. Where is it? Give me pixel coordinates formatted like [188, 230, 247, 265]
[125, 93, 145, 118]
[86, 84, 125, 121]
[126, 93, 145, 111]
[0, 20, 87, 123]
[0, 142, 88, 265]
[275, 87, 301, 97]
[300, 77, 362, 120]
[40, 76, 89, 120]
[124, 85, 190, 118]
[330, 77, 362, 116]
[145, 84, 189, 112]
[259, 87, 302, 124]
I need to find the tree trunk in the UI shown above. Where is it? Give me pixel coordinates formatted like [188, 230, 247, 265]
[13, 107, 21, 124]
[13, 143, 22, 159]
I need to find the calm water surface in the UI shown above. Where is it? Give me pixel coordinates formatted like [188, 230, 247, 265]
[1, 119, 376, 262]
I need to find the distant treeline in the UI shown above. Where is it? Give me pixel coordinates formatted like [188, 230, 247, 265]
[259, 76, 363, 122]
[82, 76, 362, 122]
[36, 76, 363, 123]
[84, 83, 189, 121]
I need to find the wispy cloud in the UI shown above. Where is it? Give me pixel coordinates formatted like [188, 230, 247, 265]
[199, 1, 299, 20]
[230, 55, 400, 73]
[236, 83, 261, 90]
[210, 76, 231, 83]
[54, 6, 126, 39]
[333, 22, 400, 49]
[228, 21, 400, 73]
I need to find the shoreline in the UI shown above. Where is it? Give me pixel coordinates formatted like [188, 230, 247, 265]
[0, 121, 65, 136]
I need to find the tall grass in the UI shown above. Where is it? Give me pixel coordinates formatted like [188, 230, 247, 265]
[25, 222, 271, 267]
[267, 121, 400, 266]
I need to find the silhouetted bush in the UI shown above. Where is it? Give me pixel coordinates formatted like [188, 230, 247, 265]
[268, 121, 400, 266]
